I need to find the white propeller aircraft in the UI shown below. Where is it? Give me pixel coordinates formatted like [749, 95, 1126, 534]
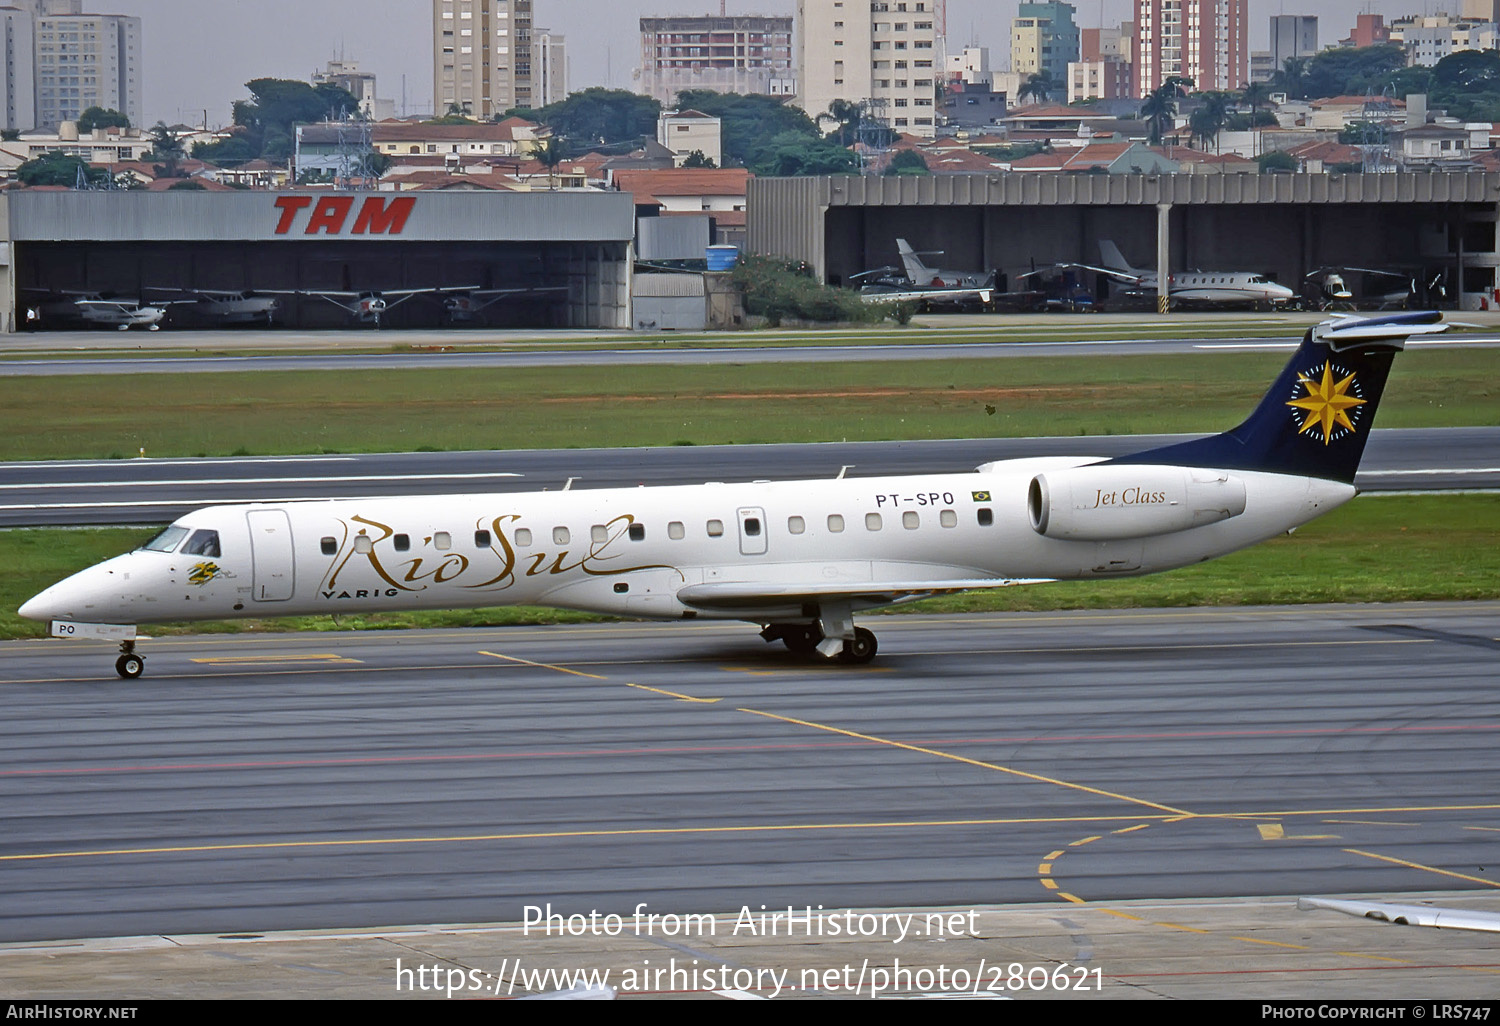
[149, 289, 281, 326]
[21, 312, 1443, 679]
[25, 292, 167, 331]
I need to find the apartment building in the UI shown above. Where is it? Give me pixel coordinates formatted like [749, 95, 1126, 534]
[1134, 0, 1248, 95]
[638, 15, 794, 106]
[797, 0, 940, 137]
[1012, 2, 1079, 84]
[433, 0, 535, 118]
[33, 7, 140, 129]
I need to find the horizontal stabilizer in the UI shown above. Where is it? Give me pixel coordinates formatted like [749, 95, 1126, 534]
[1313, 310, 1448, 349]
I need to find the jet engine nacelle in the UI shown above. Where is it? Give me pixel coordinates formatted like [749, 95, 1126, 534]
[1028, 465, 1247, 541]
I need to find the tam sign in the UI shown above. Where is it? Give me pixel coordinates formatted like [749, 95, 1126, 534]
[273, 196, 416, 235]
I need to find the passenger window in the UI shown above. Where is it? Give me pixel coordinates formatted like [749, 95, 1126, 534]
[515, 528, 533, 546]
[140, 525, 189, 553]
[321, 536, 337, 555]
[183, 529, 221, 557]
[788, 516, 805, 534]
[828, 514, 844, 533]
[629, 523, 646, 541]
[393, 533, 410, 552]
[903, 511, 919, 530]
[707, 519, 724, 537]
[554, 527, 570, 545]
[744, 517, 761, 537]
[434, 532, 451, 550]
[668, 521, 685, 540]
[354, 535, 373, 554]
[940, 509, 957, 528]
[977, 508, 993, 527]
[475, 530, 491, 548]
[591, 525, 608, 543]
[865, 512, 882, 531]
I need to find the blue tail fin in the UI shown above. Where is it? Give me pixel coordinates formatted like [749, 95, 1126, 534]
[1108, 311, 1446, 484]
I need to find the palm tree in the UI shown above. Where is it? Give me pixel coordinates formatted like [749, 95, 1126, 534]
[1017, 72, 1055, 106]
[1272, 57, 1309, 100]
[1141, 75, 1193, 145]
[1189, 92, 1231, 152]
[532, 135, 566, 190]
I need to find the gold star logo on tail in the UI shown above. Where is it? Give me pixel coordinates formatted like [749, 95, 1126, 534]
[1286, 362, 1366, 446]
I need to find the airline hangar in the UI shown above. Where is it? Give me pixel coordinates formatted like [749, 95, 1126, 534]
[1, 190, 636, 332]
[749, 172, 1500, 307]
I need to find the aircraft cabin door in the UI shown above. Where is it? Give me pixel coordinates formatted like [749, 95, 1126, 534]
[737, 507, 768, 556]
[246, 509, 295, 602]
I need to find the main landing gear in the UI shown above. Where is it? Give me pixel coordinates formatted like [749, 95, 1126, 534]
[761, 623, 879, 665]
[114, 638, 144, 679]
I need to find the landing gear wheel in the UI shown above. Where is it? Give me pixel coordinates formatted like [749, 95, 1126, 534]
[115, 653, 144, 679]
[782, 624, 822, 655]
[837, 627, 878, 665]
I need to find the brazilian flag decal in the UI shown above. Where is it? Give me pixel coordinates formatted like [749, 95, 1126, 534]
[971, 490, 991, 501]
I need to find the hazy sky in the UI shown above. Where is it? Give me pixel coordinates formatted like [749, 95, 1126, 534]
[126, 0, 1418, 128]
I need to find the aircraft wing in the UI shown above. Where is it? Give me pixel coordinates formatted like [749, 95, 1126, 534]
[1021, 262, 1143, 285]
[677, 577, 1051, 609]
[859, 286, 993, 304]
[74, 298, 150, 311]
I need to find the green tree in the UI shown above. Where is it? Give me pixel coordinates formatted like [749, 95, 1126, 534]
[531, 134, 567, 188]
[77, 106, 129, 132]
[883, 149, 930, 175]
[826, 98, 862, 146]
[1141, 76, 1192, 145]
[681, 149, 717, 168]
[531, 88, 659, 148]
[674, 90, 822, 168]
[1017, 72, 1056, 105]
[750, 132, 859, 176]
[1272, 56, 1310, 100]
[1257, 150, 1298, 172]
[195, 78, 360, 165]
[16, 151, 109, 187]
[1188, 92, 1231, 152]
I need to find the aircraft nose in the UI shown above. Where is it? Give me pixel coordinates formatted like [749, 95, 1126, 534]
[18, 585, 61, 622]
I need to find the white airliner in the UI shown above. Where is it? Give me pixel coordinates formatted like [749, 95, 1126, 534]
[1070, 241, 1296, 310]
[20, 312, 1443, 679]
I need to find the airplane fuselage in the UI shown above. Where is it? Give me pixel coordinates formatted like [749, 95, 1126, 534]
[1139, 272, 1294, 307]
[21, 461, 1353, 628]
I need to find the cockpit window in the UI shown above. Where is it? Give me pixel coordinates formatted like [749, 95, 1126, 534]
[139, 525, 189, 553]
[183, 530, 221, 557]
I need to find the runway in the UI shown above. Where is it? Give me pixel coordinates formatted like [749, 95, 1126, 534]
[2, 427, 1495, 526]
[0, 320, 1495, 377]
[3, 603, 1496, 952]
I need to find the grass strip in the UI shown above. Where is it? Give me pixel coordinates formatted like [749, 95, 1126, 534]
[0, 349, 1493, 461]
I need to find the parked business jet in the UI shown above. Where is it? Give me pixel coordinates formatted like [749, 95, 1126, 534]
[1069, 241, 1296, 310]
[20, 312, 1443, 679]
[894, 238, 997, 291]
